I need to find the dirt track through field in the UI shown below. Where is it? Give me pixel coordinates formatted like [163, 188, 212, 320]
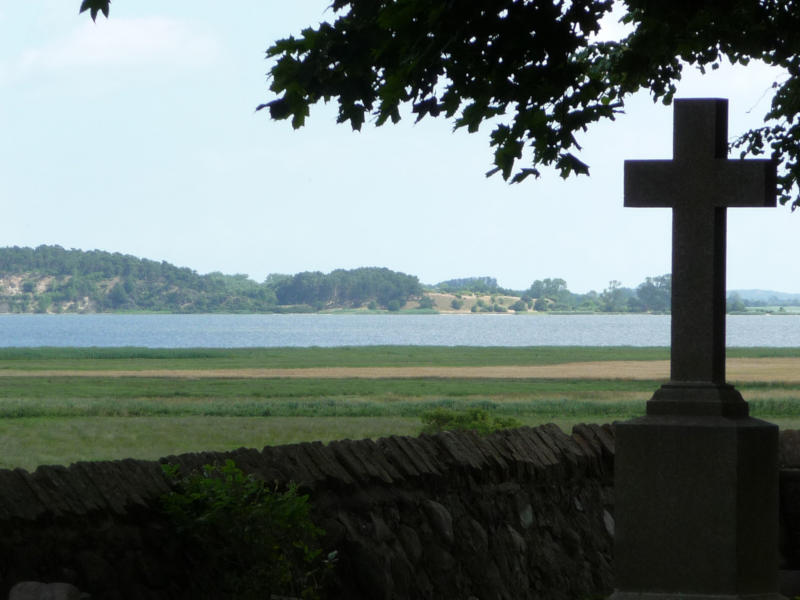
[1, 358, 798, 382]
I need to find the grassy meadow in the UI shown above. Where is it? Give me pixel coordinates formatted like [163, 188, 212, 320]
[1, 346, 800, 471]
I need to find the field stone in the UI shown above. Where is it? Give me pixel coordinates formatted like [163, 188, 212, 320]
[505, 524, 527, 553]
[603, 509, 615, 537]
[397, 524, 423, 564]
[455, 516, 488, 555]
[8, 582, 82, 600]
[370, 512, 394, 543]
[424, 543, 456, 573]
[423, 500, 454, 545]
[519, 503, 534, 529]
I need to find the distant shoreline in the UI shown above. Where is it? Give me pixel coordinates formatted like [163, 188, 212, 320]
[4, 308, 800, 316]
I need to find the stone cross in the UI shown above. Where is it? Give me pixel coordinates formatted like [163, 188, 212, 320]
[613, 99, 783, 600]
[624, 99, 775, 387]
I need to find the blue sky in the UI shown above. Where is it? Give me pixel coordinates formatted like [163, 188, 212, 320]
[1, 1, 798, 293]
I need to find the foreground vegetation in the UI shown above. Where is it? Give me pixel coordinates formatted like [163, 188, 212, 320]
[1, 346, 799, 470]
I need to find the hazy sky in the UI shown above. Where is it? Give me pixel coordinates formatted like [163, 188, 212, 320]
[2, 2, 798, 293]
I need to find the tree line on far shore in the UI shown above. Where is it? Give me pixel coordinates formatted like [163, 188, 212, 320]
[0, 246, 422, 313]
[0, 245, 791, 315]
[433, 275, 672, 313]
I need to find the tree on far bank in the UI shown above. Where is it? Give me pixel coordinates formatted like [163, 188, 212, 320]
[727, 292, 747, 313]
[528, 278, 569, 303]
[636, 274, 671, 312]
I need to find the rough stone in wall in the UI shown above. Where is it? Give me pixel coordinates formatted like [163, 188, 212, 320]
[8, 582, 83, 600]
[0, 424, 616, 600]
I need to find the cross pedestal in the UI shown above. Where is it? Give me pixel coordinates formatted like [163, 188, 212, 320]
[610, 99, 782, 599]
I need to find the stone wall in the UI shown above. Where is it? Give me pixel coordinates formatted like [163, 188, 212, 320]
[0, 424, 615, 600]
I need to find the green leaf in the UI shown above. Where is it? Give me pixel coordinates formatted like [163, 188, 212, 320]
[79, 0, 110, 21]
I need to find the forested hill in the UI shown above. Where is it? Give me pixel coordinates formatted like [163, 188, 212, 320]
[0, 246, 422, 314]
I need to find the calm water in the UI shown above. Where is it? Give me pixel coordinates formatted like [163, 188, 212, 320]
[0, 313, 797, 347]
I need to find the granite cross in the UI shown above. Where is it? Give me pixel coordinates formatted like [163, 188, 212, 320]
[624, 99, 776, 413]
[613, 98, 782, 600]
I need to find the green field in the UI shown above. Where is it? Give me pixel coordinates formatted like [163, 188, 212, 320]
[2, 345, 800, 370]
[1, 346, 799, 471]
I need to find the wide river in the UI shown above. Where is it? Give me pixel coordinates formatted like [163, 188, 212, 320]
[0, 313, 797, 348]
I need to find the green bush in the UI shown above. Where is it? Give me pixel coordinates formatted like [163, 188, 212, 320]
[420, 407, 521, 435]
[386, 299, 402, 311]
[418, 295, 435, 309]
[161, 459, 334, 599]
[450, 298, 464, 310]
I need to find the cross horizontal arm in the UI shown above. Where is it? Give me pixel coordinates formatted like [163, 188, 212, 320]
[624, 159, 777, 209]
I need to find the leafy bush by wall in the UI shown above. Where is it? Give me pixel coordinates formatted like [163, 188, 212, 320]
[161, 459, 335, 599]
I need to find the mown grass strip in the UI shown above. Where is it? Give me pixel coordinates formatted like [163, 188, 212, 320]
[0, 346, 673, 371]
[0, 376, 664, 399]
[1, 374, 796, 399]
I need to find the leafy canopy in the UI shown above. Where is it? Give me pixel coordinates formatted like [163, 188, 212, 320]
[81, 1, 800, 209]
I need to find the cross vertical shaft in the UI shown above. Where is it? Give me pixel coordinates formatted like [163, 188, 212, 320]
[669, 100, 728, 383]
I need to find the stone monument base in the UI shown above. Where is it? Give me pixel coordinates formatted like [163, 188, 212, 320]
[610, 593, 785, 599]
[610, 412, 783, 599]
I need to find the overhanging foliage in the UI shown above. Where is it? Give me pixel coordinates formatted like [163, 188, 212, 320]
[81, 1, 800, 209]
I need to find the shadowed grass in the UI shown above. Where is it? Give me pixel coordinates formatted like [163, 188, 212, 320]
[0, 395, 650, 419]
[0, 416, 423, 471]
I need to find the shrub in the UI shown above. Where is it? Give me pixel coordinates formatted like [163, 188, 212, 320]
[418, 295, 435, 309]
[386, 299, 403, 311]
[420, 407, 521, 435]
[161, 460, 334, 599]
[450, 298, 464, 310]
[509, 300, 527, 312]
